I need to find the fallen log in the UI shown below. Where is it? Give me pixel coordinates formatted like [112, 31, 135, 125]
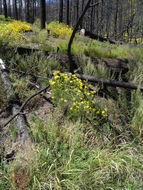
[0, 59, 29, 145]
[84, 31, 119, 44]
[9, 46, 129, 74]
[16, 46, 40, 55]
[69, 73, 143, 92]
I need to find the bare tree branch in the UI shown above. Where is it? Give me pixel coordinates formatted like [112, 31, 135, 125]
[3, 85, 50, 127]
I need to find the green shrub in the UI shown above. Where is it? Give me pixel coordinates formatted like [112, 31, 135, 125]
[10, 52, 60, 79]
[47, 21, 73, 38]
[83, 59, 112, 79]
[50, 71, 108, 122]
[2, 113, 142, 190]
[0, 77, 7, 109]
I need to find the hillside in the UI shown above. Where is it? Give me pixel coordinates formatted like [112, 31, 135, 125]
[0, 16, 143, 190]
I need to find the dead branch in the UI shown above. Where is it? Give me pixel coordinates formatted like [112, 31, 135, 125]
[68, 0, 94, 73]
[3, 85, 50, 128]
[29, 82, 53, 105]
[85, 31, 117, 44]
[66, 72, 143, 91]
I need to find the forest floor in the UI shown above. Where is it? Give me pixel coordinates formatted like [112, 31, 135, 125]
[0, 18, 143, 190]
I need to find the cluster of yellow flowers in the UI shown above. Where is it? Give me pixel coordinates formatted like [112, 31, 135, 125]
[47, 21, 73, 38]
[7, 21, 32, 33]
[50, 71, 108, 120]
[0, 20, 32, 45]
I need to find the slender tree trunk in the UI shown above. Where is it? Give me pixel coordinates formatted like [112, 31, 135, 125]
[90, 0, 94, 32]
[106, 0, 112, 39]
[96, 2, 99, 35]
[100, 0, 104, 36]
[119, 0, 123, 41]
[114, 0, 119, 40]
[76, 0, 79, 22]
[19, 0, 23, 20]
[68, 0, 93, 73]
[26, 0, 30, 22]
[80, 0, 85, 28]
[3, 0, 8, 19]
[34, 0, 37, 18]
[14, 0, 18, 20]
[8, 0, 11, 17]
[59, 0, 63, 22]
[66, 0, 70, 25]
[32, 0, 35, 22]
[130, 0, 134, 41]
[0, 0, 2, 14]
[40, 0, 46, 29]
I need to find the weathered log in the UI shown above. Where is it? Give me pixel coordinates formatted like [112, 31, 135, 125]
[69, 73, 143, 91]
[0, 59, 29, 145]
[10, 46, 129, 74]
[16, 46, 40, 55]
[85, 31, 118, 44]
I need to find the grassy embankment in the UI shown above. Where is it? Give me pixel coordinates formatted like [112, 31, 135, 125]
[0, 16, 143, 189]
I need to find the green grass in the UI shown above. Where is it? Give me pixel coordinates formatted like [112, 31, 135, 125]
[1, 110, 143, 189]
[0, 77, 8, 109]
[1, 19, 143, 190]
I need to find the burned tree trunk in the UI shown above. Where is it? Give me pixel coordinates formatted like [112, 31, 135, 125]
[72, 73, 143, 92]
[3, 0, 8, 19]
[85, 31, 117, 44]
[40, 0, 46, 29]
[68, 0, 93, 73]
[66, 0, 70, 25]
[59, 0, 63, 23]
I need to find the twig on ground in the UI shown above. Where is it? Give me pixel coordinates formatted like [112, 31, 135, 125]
[3, 85, 50, 127]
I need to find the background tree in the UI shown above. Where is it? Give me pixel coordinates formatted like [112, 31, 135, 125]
[14, 0, 18, 20]
[66, 0, 70, 25]
[68, 0, 93, 73]
[3, 0, 8, 19]
[1, 0, 143, 43]
[26, 0, 30, 22]
[59, 0, 63, 22]
[40, 0, 46, 29]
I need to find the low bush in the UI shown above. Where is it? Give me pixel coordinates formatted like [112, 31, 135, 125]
[47, 21, 73, 38]
[1, 112, 143, 190]
[0, 20, 32, 45]
[50, 71, 108, 122]
[0, 15, 13, 22]
[0, 77, 7, 109]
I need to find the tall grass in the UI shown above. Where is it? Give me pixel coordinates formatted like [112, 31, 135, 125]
[1, 110, 143, 189]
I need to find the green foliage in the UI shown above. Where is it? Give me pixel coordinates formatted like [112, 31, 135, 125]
[0, 77, 7, 109]
[47, 21, 73, 38]
[84, 41, 129, 59]
[50, 71, 108, 121]
[29, 29, 47, 44]
[129, 47, 143, 84]
[1, 113, 143, 189]
[0, 20, 31, 46]
[82, 59, 112, 79]
[10, 52, 61, 79]
[0, 15, 13, 22]
[1, 16, 143, 190]
[32, 19, 41, 33]
[10, 73, 39, 107]
[130, 90, 143, 139]
[9, 123, 18, 141]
